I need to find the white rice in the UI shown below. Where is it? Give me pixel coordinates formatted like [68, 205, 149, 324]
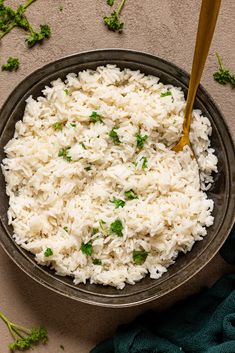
[1, 65, 217, 289]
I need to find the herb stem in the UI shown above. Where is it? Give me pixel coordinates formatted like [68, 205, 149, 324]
[117, 0, 126, 15]
[22, 0, 36, 10]
[216, 52, 223, 70]
[0, 23, 16, 39]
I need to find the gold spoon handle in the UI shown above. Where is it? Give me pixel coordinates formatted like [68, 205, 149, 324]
[183, 0, 221, 134]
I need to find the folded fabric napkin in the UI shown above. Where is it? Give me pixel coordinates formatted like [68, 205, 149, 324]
[91, 225, 235, 353]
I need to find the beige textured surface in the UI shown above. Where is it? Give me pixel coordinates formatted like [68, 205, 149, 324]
[0, 1, 234, 352]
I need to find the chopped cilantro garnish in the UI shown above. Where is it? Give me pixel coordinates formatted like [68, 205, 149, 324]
[136, 132, 148, 150]
[110, 219, 123, 237]
[1, 57, 19, 72]
[70, 123, 76, 127]
[64, 88, 69, 95]
[109, 126, 121, 144]
[124, 189, 138, 200]
[53, 122, 63, 130]
[79, 142, 86, 149]
[93, 259, 102, 265]
[58, 147, 72, 162]
[90, 111, 103, 123]
[81, 241, 93, 256]
[133, 250, 148, 265]
[111, 197, 125, 208]
[140, 156, 148, 169]
[160, 90, 172, 97]
[92, 227, 99, 235]
[63, 226, 68, 232]
[44, 248, 53, 257]
[84, 165, 92, 171]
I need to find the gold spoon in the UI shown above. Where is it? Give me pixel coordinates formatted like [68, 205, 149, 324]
[172, 0, 221, 155]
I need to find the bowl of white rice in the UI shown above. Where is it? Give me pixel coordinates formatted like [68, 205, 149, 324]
[0, 49, 234, 307]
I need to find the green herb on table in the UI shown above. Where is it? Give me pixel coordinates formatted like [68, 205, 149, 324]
[103, 0, 126, 32]
[0, 311, 48, 352]
[1, 56, 19, 71]
[0, 0, 51, 48]
[109, 126, 121, 144]
[160, 90, 172, 97]
[110, 219, 123, 237]
[58, 147, 72, 162]
[81, 241, 93, 256]
[25, 24, 51, 48]
[107, 0, 115, 6]
[213, 52, 235, 88]
[133, 250, 148, 265]
[111, 197, 125, 208]
[136, 132, 148, 150]
[53, 122, 63, 130]
[124, 189, 138, 200]
[140, 156, 148, 169]
[90, 111, 104, 123]
[93, 259, 102, 265]
[44, 248, 53, 257]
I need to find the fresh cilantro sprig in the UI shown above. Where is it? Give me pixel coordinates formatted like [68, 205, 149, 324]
[103, 0, 126, 32]
[0, 311, 48, 352]
[58, 147, 72, 162]
[213, 52, 235, 88]
[1, 57, 19, 71]
[107, 0, 115, 6]
[133, 250, 148, 265]
[0, 0, 51, 47]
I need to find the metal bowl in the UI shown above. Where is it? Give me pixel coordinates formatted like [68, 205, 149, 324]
[0, 49, 234, 307]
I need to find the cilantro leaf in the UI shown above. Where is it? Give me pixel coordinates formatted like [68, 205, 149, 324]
[111, 197, 125, 208]
[109, 126, 121, 144]
[110, 219, 123, 237]
[93, 259, 102, 265]
[70, 123, 76, 127]
[26, 24, 51, 48]
[136, 132, 148, 150]
[90, 111, 103, 123]
[44, 248, 53, 257]
[107, 0, 115, 6]
[133, 250, 148, 265]
[64, 88, 69, 95]
[1, 57, 19, 71]
[63, 226, 68, 232]
[124, 189, 138, 200]
[160, 90, 172, 97]
[58, 147, 72, 162]
[81, 241, 93, 256]
[53, 122, 63, 130]
[140, 156, 148, 169]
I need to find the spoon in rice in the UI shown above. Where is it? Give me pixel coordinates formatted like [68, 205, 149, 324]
[172, 0, 221, 156]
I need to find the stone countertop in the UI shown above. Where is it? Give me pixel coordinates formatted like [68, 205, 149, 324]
[0, 1, 234, 352]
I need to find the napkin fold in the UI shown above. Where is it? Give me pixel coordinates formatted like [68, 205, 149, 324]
[91, 225, 235, 353]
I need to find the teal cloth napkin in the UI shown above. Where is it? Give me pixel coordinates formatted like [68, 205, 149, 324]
[91, 225, 235, 353]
